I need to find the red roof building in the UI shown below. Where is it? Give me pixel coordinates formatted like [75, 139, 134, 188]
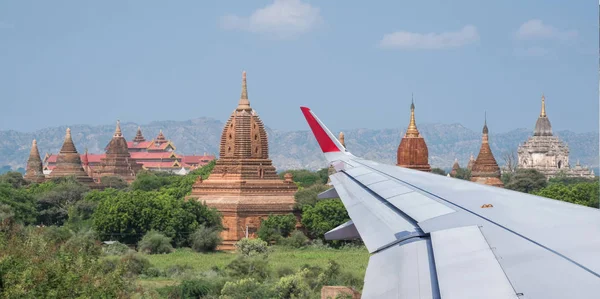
[43, 127, 215, 176]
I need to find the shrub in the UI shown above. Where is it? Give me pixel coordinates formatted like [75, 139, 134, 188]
[189, 225, 222, 252]
[276, 266, 295, 278]
[220, 278, 273, 299]
[275, 268, 312, 299]
[120, 252, 152, 277]
[235, 238, 269, 257]
[165, 264, 194, 278]
[226, 255, 270, 281]
[280, 230, 309, 248]
[179, 279, 212, 298]
[143, 267, 163, 278]
[294, 184, 331, 210]
[102, 241, 132, 256]
[138, 230, 173, 254]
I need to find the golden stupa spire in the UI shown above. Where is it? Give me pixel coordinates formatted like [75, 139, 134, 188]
[237, 71, 251, 111]
[114, 120, 122, 137]
[540, 93, 546, 117]
[339, 132, 345, 148]
[405, 94, 419, 137]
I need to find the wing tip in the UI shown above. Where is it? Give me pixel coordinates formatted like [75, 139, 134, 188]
[299, 106, 342, 153]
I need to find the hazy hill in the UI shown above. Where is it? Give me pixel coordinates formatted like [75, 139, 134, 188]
[1, 118, 597, 172]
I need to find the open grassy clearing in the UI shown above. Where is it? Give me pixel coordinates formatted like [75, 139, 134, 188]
[137, 246, 370, 291]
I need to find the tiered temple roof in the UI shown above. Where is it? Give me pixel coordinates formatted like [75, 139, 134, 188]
[190, 71, 298, 250]
[470, 117, 504, 187]
[48, 128, 96, 186]
[95, 121, 143, 183]
[133, 126, 146, 143]
[517, 95, 594, 179]
[396, 98, 431, 172]
[24, 139, 46, 183]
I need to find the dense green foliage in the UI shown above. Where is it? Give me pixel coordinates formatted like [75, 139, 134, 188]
[505, 169, 547, 193]
[279, 168, 329, 188]
[257, 213, 297, 243]
[453, 168, 471, 180]
[93, 190, 221, 245]
[534, 181, 599, 208]
[0, 224, 134, 298]
[302, 199, 350, 240]
[431, 168, 446, 175]
[294, 184, 330, 210]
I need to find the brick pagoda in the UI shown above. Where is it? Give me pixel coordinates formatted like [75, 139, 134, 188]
[24, 139, 46, 183]
[96, 121, 143, 183]
[470, 117, 504, 187]
[396, 99, 431, 172]
[189, 71, 298, 250]
[49, 128, 96, 186]
[450, 158, 460, 177]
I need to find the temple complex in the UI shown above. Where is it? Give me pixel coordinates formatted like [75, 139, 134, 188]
[470, 117, 504, 187]
[517, 95, 594, 179]
[24, 139, 46, 183]
[95, 121, 143, 183]
[43, 127, 214, 176]
[396, 99, 431, 172]
[189, 71, 298, 250]
[48, 128, 96, 186]
[450, 159, 460, 177]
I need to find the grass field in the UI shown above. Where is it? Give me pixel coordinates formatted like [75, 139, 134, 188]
[137, 245, 370, 291]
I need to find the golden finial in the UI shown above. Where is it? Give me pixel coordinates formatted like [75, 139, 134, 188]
[540, 93, 546, 117]
[237, 71, 251, 111]
[405, 96, 419, 137]
[66, 127, 71, 137]
[339, 132, 345, 148]
[114, 120, 122, 137]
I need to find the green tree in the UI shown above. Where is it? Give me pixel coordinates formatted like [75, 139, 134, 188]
[534, 181, 599, 208]
[431, 168, 446, 176]
[280, 169, 328, 188]
[454, 168, 471, 180]
[35, 177, 90, 226]
[505, 169, 547, 193]
[0, 183, 36, 224]
[294, 184, 330, 210]
[220, 278, 273, 299]
[92, 190, 221, 245]
[138, 230, 174, 254]
[301, 199, 349, 240]
[0, 172, 28, 189]
[99, 176, 128, 189]
[257, 213, 297, 243]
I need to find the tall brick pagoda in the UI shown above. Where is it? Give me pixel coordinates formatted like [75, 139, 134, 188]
[24, 139, 46, 183]
[190, 71, 298, 250]
[49, 128, 96, 186]
[96, 120, 143, 183]
[396, 99, 431, 172]
[470, 116, 504, 187]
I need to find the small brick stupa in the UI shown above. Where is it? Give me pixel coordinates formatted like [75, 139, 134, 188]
[49, 128, 96, 186]
[470, 116, 504, 188]
[24, 139, 46, 183]
[190, 71, 298, 250]
[467, 153, 475, 171]
[450, 159, 460, 177]
[96, 120, 142, 183]
[396, 99, 431, 172]
[132, 126, 146, 143]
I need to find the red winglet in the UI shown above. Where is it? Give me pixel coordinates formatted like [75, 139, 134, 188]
[300, 107, 341, 153]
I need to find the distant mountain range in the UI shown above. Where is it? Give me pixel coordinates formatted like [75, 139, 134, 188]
[1, 118, 598, 173]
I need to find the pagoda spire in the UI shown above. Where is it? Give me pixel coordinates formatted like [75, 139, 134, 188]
[339, 132, 345, 148]
[114, 120, 122, 137]
[133, 126, 146, 142]
[405, 95, 419, 137]
[60, 128, 77, 153]
[540, 93, 546, 117]
[237, 71, 251, 111]
[24, 139, 45, 183]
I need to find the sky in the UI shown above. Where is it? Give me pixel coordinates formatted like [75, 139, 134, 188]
[0, 0, 598, 134]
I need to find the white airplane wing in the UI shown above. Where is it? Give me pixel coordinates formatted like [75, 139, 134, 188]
[300, 106, 600, 299]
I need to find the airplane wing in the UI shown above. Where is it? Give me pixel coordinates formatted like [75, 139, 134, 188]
[300, 106, 600, 299]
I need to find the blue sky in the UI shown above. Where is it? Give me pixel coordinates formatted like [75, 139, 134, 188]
[0, 0, 597, 134]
